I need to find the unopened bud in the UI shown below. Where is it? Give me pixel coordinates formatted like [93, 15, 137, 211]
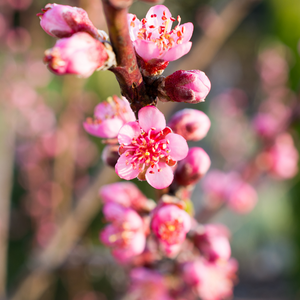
[168, 109, 211, 141]
[161, 70, 211, 104]
[174, 147, 211, 186]
[44, 32, 114, 77]
[37, 3, 99, 39]
[102, 145, 120, 168]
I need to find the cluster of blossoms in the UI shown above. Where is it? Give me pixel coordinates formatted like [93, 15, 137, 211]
[36, 2, 262, 300]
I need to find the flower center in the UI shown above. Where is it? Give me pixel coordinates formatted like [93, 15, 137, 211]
[130, 11, 185, 54]
[158, 218, 184, 244]
[120, 127, 175, 172]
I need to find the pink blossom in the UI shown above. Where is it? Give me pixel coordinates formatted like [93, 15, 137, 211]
[202, 171, 257, 214]
[168, 109, 211, 141]
[183, 259, 238, 300]
[128, 5, 193, 63]
[44, 32, 109, 77]
[163, 70, 211, 103]
[84, 95, 135, 138]
[115, 106, 188, 189]
[174, 147, 211, 186]
[100, 203, 146, 263]
[151, 204, 191, 256]
[226, 180, 258, 214]
[127, 268, 173, 300]
[194, 224, 231, 262]
[99, 182, 148, 211]
[37, 3, 99, 39]
[256, 133, 299, 179]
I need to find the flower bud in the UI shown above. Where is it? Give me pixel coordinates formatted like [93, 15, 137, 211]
[174, 147, 211, 186]
[194, 224, 231, 262]
[168, 109, 211, 141]
[162, 70, 211, 104]
[37, 3, 99, 39]
[101, 145, 120, 168]
[44, 32, 110, 77]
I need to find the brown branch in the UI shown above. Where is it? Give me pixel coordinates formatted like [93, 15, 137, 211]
[102, 0, 154, 115]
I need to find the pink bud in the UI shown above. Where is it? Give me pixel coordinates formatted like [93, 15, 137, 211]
[194, 224, 231, 262]
[174, 147, 211, 186]
[256, 133, 299, 179]
[151, 204, 191, 256]
[37, 3, 99, 39]
[168, 109, 211, 141]
[44, 32, 109, 77]
[226, 181, 258, 214]
[163, 70, 211, 104]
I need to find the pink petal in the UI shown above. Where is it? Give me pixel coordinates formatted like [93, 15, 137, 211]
[134, 39, 161, 62]
[127, 13, 140, 41]
[115, 154, 140, 180]
[180, 23, 194, 43]
[146, 5, 172, 29]
[166, 133, 189, 161]
[138, 106, 166, 132]
[145, 163, 174, 189]
[83, 118, 123, 138]
[162, 41, 192, 62]
[118, 121, 141, 145]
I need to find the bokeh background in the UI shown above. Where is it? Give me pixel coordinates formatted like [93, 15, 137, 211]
[0, 0, 300, 299]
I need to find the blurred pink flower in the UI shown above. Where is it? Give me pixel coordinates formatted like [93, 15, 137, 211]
[256, 133, 299, 179]
[174, 147, 211, 186]
[183, 259, 238, 300]
[100, 203, 146, 263]
[128, 268, 173, 300]
[38, 3, 99, 39]
[44, 32, 109, 77]
[163, 70, 211, 103]
[99, 182, 148, 211]
[151, 204, 191, 256]
[128, 5, 193, 63]
[116, 106, 188, 189]
[168, 109, 211, 141]
[194, 224, 231, 262]
[83, 95, 135, 138]
[202, 171, 257, 214]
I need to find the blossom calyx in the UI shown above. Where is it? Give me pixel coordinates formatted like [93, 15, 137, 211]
[38, 3, 100, 39]
[44, 32, 115, 77]
[161, 70, 211, 104]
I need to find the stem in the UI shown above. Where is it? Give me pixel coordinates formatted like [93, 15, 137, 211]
[101, 0, 155, 116]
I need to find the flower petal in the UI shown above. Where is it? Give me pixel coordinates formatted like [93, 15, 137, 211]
[118, 121, 140, 145]
[180, 23, 194, 43]
[162, 41, 192, 62]
[138, 106, 166, 132]
[166, 133, 189, 160]
[127, 13, 140, 41]
[134, 39, 161, 62]
[146, 5, 172, 29]
[83, 118, 123, 138]
[115, 154, 140, 180]
[145, 162, 174, 189]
